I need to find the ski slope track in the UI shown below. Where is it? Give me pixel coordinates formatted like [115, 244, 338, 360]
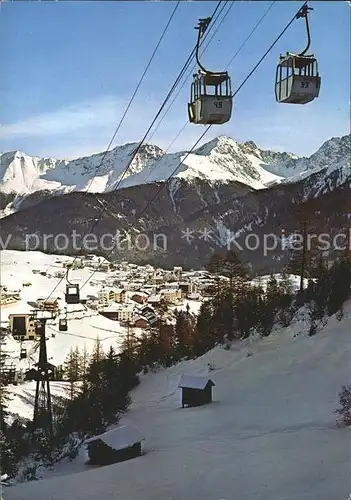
[6, 300, 351, 500]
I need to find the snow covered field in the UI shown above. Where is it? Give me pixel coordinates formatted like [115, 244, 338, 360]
[0, 250, 148, 369]
[5, 300, 351, 500]
[0, 249, 203, 422]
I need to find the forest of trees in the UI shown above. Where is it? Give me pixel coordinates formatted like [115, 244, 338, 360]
[1, 248, 350, 479]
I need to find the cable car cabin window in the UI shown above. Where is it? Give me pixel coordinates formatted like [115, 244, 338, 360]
[65, 284, 80, 303]
[200, 76, 230, 98]
[193, 78, 198, 98]
[190, 82, 195, 102]
[12, 316, 26, 336]
[35, 321, 45, 336]
[203, 84, 222, 97]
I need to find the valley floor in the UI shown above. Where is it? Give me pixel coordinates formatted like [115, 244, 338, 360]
[6, 302, 351, 500]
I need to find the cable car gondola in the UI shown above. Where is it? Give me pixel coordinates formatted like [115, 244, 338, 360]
[188, 17, 233, 125]
[65, 267, 80, 305]
[65, 284, 80, 304]
[275, 4, 320, 104]
[59, 317, 67, 332]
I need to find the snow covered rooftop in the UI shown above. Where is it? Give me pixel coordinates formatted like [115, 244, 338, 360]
[178, 374, 215, 390]
[85, 424, 145, 451]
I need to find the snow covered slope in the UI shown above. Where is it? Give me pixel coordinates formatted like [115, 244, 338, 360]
[118, 136, 285, 190]
[1, 135, 349, 208]
[0, 143, 163, 198]
[6, 302, 351, 500]
[0, 250, 139, 373]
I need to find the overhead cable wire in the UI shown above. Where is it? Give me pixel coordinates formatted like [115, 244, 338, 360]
[148, 0, 236, 142]
[131, 0, 275, 188]
[94, 0, 236, 197]
[44, 1, 224, 301]
[91, 0, 236, 195]
[83, 0, 181, 196]
[42, 1, 180, 276]
[78, 0, 309, 292]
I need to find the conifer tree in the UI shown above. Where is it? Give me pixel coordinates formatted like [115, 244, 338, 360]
[63, 347, 81, 400]
[91, 336, 104, 364]
[327, 258, 351, 316]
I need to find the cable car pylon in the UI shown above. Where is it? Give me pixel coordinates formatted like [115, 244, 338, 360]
[275, 2, 321, 105]
[32, 313, 55, 436]
[188, 17, 233, 125]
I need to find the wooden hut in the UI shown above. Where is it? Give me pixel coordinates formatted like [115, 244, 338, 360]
[178, 374, 215, 408]
[85, 425, 144, 465]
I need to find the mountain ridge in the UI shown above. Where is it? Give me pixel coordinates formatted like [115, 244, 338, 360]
[1, 133, 349, 217]
[0, 133, 349, 272]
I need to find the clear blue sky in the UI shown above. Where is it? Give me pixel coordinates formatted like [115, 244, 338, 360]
[0, 1, 349, 159]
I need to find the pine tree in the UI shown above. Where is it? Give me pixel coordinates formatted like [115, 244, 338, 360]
[0, 431, 18, 478]
[79, 343, 89, 390]
[0, 333, 10, 431]
[63, 347, 81, 400]
[91, 336, 104, 364]
[195, 301, 216, 354]
[327, 258, 351, 316]
[174, 311, 187, 359]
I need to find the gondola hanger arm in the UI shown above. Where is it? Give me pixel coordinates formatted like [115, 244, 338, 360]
[65, 265, 73, 285]
[195, 17, 214, 74]
[296, 3, 313, 56]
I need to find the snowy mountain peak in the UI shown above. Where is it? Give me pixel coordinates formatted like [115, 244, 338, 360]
[308, 134, 351, 168]
[194, 135, 240, 157]
[0, 134, 349, 217]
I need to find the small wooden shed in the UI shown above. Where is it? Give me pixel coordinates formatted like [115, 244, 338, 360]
[179, 374, 215, 408]
[85, 424, 145, 465]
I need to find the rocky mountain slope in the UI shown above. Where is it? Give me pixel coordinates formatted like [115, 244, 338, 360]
[1, 134, 349, 213]
[0, 134, 349, 271]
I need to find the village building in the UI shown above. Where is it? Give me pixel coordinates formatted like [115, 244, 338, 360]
[173, 266, 183, 280]
[151, 274, 165, 285]
[159, 288, 182, 304]
[114, 288, 126, 303]
[130, 292, 148, 305]
[36, 298, 60, 312]
[9, 314, 39, 341]
[179, 281, 198, 296]
[98, 288, 126, 306]
[140, 306, 157, 325]
[117, 308, 134, 323]
[0, 293, 20, 306]
[131, 315, 149, 328]
[98, 306, 121, 321]
[178, 374, 215, 408]
[141, 284, 157, 294]
[163, 282, 180, 290]
[147, 294, 162, 306]
[124, 281, 144, 291]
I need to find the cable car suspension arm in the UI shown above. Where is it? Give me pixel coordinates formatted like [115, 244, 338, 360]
[65, 265, 73, 285]
[195, 17, 213, 74]
[296, 3, 312, 56]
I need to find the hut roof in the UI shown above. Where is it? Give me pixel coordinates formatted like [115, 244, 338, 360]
[178, 374, 215, 390]
[85, 424, 144, 451]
